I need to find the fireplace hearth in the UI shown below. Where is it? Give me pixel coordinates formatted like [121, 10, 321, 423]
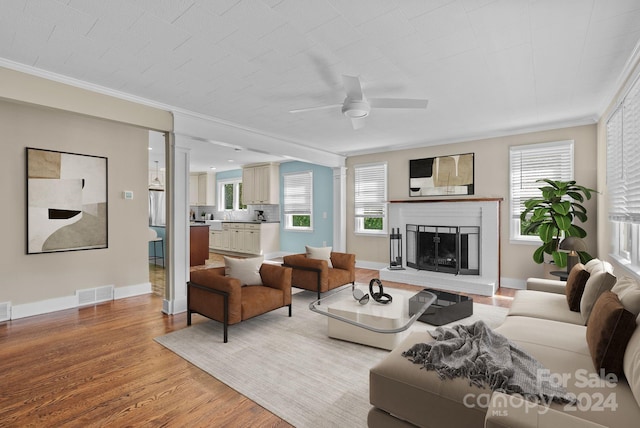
[406, 225, 479, 275]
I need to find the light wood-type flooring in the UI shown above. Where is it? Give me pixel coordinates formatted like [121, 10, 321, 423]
[0, 264, 515, 426]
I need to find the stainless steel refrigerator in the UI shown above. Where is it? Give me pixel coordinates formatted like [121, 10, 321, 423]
[149, 190, 166, 226]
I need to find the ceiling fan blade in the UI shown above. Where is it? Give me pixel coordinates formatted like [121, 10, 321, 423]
[289, 103, 341, 114]
[351, 117, 366, 130]
[369, 98, 429, 109]
[342, 75, 364, 100]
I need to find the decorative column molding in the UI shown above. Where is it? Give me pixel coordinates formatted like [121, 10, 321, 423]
[333, 166, 347, 252]
[163, 133, 190, 315]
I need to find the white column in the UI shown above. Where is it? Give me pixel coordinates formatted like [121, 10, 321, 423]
[163, 134, 190, 315]
[333, 166, 347, 252]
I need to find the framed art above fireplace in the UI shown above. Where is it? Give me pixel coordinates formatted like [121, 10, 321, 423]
[409, 153, 474, 196]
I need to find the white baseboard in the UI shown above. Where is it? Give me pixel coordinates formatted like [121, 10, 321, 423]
[163, 297, 187, 315]
[500, 277, 527, 290]
[114, 282, 152, 299]
[355, 260, 388, 270]
[11, 295, 79, 320]
[10, 282, 152, 320]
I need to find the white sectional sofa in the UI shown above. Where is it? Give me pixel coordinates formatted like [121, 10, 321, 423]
[368, 260, 640, 428]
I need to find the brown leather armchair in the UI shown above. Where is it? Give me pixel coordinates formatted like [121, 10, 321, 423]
[187, 263, 292, 343]
[282, 252, 356, 300]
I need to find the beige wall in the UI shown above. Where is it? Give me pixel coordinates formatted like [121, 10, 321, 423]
[346, 124, 598, 284]
[0, 99, 150, 305]
[0, 67, 172, 132]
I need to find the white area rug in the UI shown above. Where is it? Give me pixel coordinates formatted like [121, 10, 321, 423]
[155, 288, 509, 428]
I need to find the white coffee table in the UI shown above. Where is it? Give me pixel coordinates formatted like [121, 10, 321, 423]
[309, 284, 436, 350]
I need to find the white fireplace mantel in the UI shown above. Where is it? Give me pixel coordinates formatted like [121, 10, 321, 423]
[380, 199, 501, 296]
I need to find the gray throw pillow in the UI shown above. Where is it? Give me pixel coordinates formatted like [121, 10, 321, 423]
[580, 260, 616, 324]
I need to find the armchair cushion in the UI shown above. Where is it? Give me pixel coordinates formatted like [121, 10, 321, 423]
[305, 245, 333, 267]
[282, 251, 356, 295]
[224, 256, 263, 286]
[259, 264, 293, 305]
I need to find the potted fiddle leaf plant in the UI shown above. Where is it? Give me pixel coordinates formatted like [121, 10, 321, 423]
[520, 179, 595, 268]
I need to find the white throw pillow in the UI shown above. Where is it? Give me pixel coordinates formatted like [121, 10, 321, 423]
[612, 276, 640, 318]
[224, 256, 263, 286]
[305, 245, 333, 268]
[584, 258, 603, 273]
[623, 324, 640, 409]
[584, 258, 613, 275]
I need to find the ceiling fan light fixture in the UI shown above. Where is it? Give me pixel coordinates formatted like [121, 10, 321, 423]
[342, 99, 370, 118]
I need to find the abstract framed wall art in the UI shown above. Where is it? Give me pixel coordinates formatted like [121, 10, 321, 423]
[409, 153, 474, 197]
[26, 147, 108, 254]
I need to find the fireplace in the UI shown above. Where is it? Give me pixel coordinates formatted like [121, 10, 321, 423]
[380, 200, 500, 296]
[406, 225, 480, 275]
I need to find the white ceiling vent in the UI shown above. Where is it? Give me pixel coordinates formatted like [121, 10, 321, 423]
[76, 285, 114, 306]
[0, 301, 10, 322]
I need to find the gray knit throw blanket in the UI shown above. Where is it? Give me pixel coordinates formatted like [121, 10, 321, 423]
[403, 321, 575, 404]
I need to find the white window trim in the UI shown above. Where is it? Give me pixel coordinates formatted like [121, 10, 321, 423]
[217, 178, 246, 212]
[607, 69, 640, 279]
[283, 170, 313, 231]
[354, 161, 388, 235]
[509, 140, 574, 244]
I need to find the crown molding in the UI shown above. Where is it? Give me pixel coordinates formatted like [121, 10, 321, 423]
[343, 116, 598, 157]
[598, 37, 640, 118]
[0, 58, 345, 167]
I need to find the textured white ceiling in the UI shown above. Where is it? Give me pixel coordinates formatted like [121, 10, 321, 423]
[2, 0, 640, 168]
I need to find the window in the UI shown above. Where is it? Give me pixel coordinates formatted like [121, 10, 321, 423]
[283, 171, 312, 230]
[607, 73, 640, 272]
[218, 179, 246, 211]
[354, 162, 387, 235]
[510, 140, 574, 243]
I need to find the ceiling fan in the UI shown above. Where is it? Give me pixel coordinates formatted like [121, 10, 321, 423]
[289, 75, 429, 130]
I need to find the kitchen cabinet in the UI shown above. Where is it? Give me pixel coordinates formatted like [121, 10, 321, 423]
[189, 175, 199, 205]
[228, 224, 242, 252]
[242, 163, 279, 205]
[209, 222, 279, 255]
[190, 172, 216, 205]
[244, 224, 261, 254]
[209, 226, 229, 251]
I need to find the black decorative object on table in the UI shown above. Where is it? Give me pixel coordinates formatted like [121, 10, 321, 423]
[369, 278, 393, 304]
[409, 288, 473, 326]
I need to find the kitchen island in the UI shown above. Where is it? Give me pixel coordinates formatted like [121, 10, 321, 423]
[189, 223, 210, 266]
[207, 220, 279, 255]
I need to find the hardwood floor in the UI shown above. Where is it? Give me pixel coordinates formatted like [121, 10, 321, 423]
[0, 266, 514, 427]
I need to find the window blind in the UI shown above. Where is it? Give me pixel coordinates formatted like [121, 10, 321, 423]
[283, 171, 312, 215]
[608, 74, 640, 223]
[607, 106, 625, 221]
[354, 163, 387, 218]
[510, 140, 574, 220]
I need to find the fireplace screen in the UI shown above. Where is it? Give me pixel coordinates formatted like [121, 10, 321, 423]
[406, 225, 479, 275]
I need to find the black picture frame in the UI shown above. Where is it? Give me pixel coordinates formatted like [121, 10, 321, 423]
[26, 147, 108, 254]
[409, 153, 474, 197]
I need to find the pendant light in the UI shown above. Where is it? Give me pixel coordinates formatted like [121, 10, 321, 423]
[152, 161, 162, 188]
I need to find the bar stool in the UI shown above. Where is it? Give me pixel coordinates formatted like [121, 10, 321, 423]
[149, 228, 164, 267]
